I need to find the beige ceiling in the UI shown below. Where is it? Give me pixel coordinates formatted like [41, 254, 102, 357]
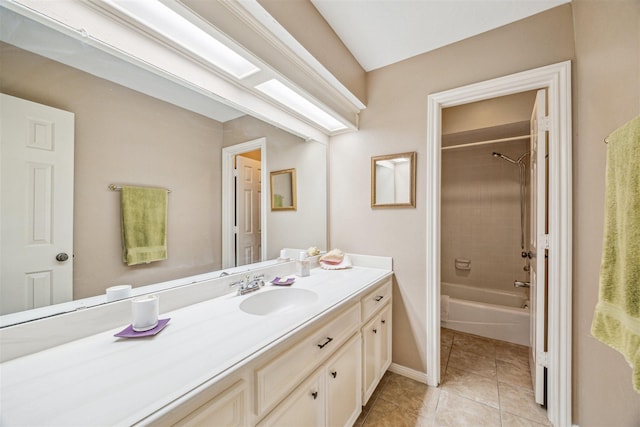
[310, 0, 571, 71]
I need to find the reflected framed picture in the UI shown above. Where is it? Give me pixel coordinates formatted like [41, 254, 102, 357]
[270, 168, 297, 211]
[371, 152, 416, 208]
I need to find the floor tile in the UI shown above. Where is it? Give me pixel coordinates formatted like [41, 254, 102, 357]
[499, 382, 550, 425]
[501, 411, 549, 427]
[441, 366, 499, 408]
[441, 328, 455, 347]
[365, 372, 390, 409]
[452, 332, 497, 358]
[440, 344, 451, 377]
[362, 397, 434, 427]
[496, 341, 530, 365]
[378, 372, 440, 417]
[447, 346, 497, 379]
[361, 331, 550, 427]
[497, 359, 532, 390]
[434, 390, 501, 427]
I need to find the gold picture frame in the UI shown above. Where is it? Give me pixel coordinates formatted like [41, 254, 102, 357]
[371, 152, 416, 208]
[270, 168, 297, 211]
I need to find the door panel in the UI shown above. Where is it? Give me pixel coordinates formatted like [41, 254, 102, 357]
[0, 94, 74, 314]
[529, 89, 547, 405]
[235, 156, 261, 266]
[1, 94, 74, 315]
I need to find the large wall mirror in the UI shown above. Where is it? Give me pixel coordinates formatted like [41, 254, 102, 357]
[0, 7, 327, 325]
[371, 152, 417, 208]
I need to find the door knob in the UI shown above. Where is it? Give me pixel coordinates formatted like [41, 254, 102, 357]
[56, 253, 69, 262]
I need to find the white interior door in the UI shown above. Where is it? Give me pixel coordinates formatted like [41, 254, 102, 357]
[235, 155, 262, 266]
[0, 93, 74, 315]
[529, 88, 548, 405]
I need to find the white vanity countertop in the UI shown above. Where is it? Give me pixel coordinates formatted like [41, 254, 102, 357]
[0, 265, 392, 426]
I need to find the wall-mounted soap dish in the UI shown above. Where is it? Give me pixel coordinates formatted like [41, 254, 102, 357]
[454, 259, 471, 270]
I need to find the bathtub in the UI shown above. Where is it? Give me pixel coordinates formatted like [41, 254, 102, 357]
[441, 282, 530, 346]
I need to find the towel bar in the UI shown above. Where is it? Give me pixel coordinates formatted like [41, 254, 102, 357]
[108, 184, 171, 193]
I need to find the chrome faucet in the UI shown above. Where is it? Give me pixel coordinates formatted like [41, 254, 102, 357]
[232, 274, 265, 296]
[514, 280, 530, 288]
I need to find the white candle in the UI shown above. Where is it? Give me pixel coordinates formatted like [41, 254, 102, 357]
[105, 284, 132, 302]
[131, 295, 159, 332]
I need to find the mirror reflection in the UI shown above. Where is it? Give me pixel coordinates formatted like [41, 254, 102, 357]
[371, 152, 416, 207]
[270, 169, 297, 211]
[0, 12, 327, 324]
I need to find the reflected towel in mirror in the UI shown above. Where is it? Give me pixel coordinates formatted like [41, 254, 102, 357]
[121, 185, 168, 266]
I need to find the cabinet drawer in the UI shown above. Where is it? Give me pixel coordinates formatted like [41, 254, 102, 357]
[361, 280, 391, 321]
[174, 380, 247, 427]
[255, 302, 360, 416]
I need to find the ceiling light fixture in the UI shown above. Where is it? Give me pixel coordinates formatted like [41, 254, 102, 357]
[255, 79, 348, 132]
[100, 0, 260, 79]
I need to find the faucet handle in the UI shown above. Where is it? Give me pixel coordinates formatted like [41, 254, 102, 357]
[230, 279, 244, 288]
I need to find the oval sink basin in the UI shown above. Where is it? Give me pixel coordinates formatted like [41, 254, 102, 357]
[240, 288, 318, 316]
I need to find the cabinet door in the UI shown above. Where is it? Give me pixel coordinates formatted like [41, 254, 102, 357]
[362, 315, 381, 404]
[380, 304, 392, 374]
[326, 334, 362, 427]
[257, 370, 325, 427]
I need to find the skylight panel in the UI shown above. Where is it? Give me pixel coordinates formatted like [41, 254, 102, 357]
[255, 79, 348, 132]
[101, 0, 260, 79]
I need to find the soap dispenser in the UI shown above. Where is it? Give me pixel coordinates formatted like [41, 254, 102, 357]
[296, 251, 310, 277]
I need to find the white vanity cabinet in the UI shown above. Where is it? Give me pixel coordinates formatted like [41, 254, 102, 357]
[361, 280, 392, 405]
[254, 303, 361, 417]
[0, 260, 394, 427]
[258, 333, 362, 427]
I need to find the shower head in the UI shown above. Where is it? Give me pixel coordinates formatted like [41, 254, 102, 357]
[492, 152, 518, 164]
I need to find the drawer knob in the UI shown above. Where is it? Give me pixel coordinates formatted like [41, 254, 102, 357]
[373, 328, 378, 334]
[317, 337, 333, 349]
[311, 391, 318, 400]
[331, 371, 338, 378]
[381, 319, 386, 324]
[374, 296, 384, 302]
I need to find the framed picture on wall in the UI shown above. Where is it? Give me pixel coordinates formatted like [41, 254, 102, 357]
[371, 152, 416, 208]
[270, 168, 297, 211]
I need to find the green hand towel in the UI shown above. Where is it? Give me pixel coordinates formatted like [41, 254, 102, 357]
[121, 185, 168, 266]
[591, 115, 640, 394]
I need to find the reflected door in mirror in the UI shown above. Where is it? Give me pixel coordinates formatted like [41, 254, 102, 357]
[235, 155, 262, 266]
[1, 94, 74, 315]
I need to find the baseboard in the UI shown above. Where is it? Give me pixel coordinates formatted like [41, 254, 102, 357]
[388, 363, 428, 384]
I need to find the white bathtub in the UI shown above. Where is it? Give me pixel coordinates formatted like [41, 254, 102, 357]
[441, 282, 530, 346]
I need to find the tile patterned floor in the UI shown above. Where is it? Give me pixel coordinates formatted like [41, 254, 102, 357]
[354, 328, 549, 427]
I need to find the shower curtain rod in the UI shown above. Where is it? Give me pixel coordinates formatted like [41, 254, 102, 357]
[441, 134, 531, 151]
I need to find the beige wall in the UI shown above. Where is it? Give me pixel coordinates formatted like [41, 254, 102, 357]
[441, 140, 530, 292]
[572, 0, 640, 425]
[443, 91, 536, 135]
[223, 115, 328, 258]
[1, 42, 225, 299]
[258, 0, 366, 104]
[330, 1, 640, 424]
[329, 3, 575, 376]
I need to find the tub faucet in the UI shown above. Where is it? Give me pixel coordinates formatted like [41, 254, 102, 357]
[514, 280, 530, 288]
